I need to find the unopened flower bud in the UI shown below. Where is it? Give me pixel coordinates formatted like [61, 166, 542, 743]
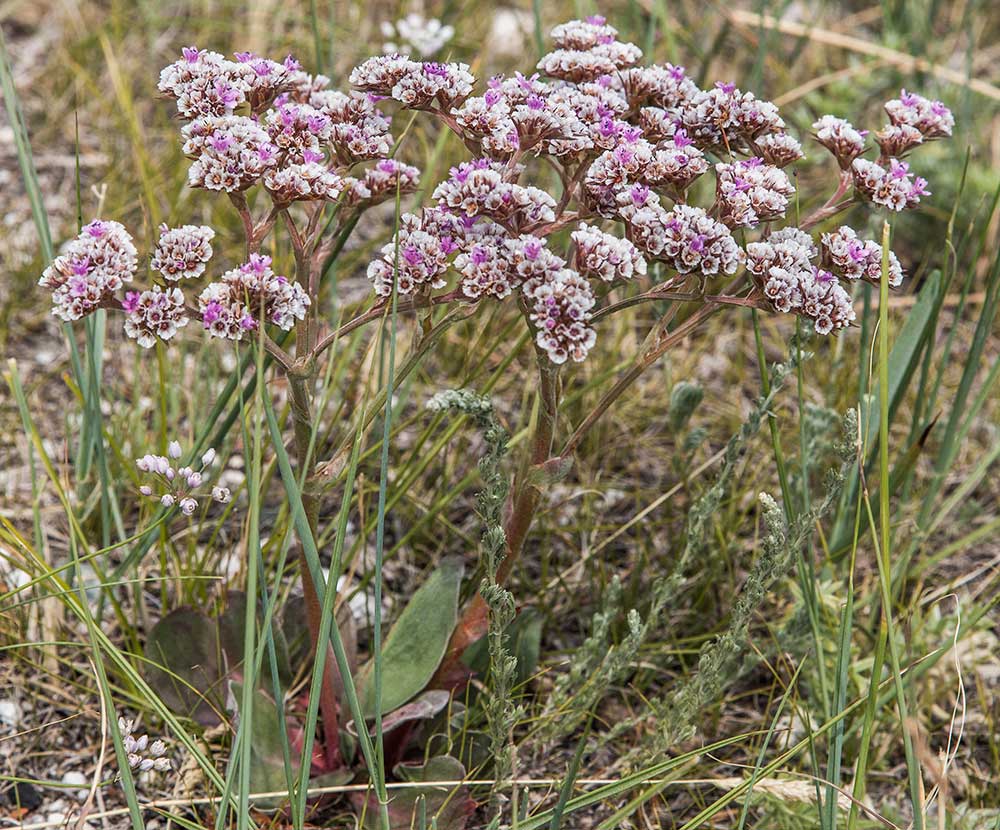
[168, 441, 182, 458]
[161, 494, 176, 507]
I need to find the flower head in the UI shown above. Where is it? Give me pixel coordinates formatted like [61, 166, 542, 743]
[198, 255, 309, 339]
[151, 224, 215, 280]
[123, 286, 189, 348]
[885, 89, 953, 139]
[523, 268, 597, 364]
[39, 221, 138, 321]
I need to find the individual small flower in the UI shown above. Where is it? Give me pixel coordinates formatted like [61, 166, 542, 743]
[182, 115, 277, 191]
[820, 225, 904, 287]
[571, 222, 647, 283]
[884, 89, 953, 139]
[39, 220, 138, 321]
[875, 123, 923, 158]
[755, 132, 804, 168]
[522, 268, 597, 364]
[123, 286, 189, 348]
[198, 254, 309, 339]
[851, 157, 929, 211]
[812, 115, 867, 169]
[714, 158, 795, 228]
[150, 224, 215, 281]
[135, 443, 231, 514]
[117, 716, 171, 774]
[381, 13, 455, 58]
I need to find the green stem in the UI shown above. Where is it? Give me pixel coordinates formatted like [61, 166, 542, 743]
[287, 372, 342, 771]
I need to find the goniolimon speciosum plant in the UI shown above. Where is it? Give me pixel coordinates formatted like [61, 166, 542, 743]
[37, 14, 953, 825]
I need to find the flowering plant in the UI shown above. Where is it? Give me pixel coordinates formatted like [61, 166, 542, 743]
[38, 13, 952, 821]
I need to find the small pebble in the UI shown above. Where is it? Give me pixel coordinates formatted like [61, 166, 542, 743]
[0, 700, 21, 728]
[61, 770, 88, 801]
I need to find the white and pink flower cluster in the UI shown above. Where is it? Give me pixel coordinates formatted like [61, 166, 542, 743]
[198, 254, 309, 340]
[136, 442, 231, 515]
[810, 89, 950, 213]
[745, 228, 854, 334]
[39, 220, 137, 321]
[150, 224, 215, 280]
[165, 45, 417, 208]
[821, 226, 904, 287]
[350, 18, 955, 344]
[38, 19, 954, 355]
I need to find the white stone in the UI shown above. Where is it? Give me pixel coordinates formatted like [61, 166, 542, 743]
[62, 770, 89, 801]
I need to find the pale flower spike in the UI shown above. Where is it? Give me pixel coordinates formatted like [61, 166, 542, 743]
[117, 716, 171, 774]
[136, 442, 231, 513]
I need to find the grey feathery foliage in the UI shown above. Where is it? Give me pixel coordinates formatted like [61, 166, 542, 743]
[537, 361, 794, 747]
[641, 407, 856, 760]
[669, 380, 705, 431]
[426, 389, 520, 806]
[537, 577, 643, 743]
